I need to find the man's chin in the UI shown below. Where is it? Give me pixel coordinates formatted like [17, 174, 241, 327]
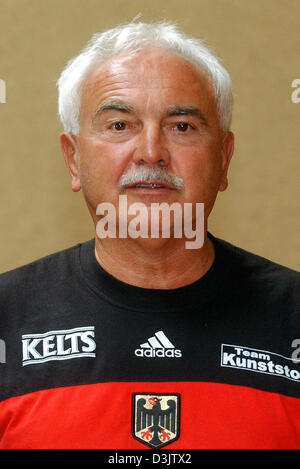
[119, 235, 185, 251]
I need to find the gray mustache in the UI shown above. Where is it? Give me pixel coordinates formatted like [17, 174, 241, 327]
[119, 167, 184, 190]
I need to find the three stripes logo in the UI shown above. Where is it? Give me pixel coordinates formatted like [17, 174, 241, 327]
[134, 330, 182, 358]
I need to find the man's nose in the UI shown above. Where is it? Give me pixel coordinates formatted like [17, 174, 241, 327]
[132, 124, 170, 166]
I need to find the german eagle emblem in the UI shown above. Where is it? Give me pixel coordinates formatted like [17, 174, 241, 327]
[132, 393, 180, 448]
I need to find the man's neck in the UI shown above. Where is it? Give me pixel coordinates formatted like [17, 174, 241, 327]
[94, 234, 215, 290]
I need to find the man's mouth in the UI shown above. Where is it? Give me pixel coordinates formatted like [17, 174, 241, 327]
[127, 181, 175, 190]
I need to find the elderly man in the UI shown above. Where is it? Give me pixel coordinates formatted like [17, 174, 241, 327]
[0, 22, 299, 450]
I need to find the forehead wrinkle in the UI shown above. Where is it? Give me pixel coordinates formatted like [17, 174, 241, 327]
[84, 47, 213, 95]
[85, 64, 200, 95]
[83, 78, 134, 100]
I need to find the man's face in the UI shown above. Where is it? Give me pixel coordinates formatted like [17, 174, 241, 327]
[62, 48, 234, 228]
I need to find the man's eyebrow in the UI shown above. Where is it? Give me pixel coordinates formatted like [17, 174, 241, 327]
[167, 105, 208, 125]
[92, 100, 134, 122]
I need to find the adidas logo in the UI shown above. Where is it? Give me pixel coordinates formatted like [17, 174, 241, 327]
[134, 330, 182, 358]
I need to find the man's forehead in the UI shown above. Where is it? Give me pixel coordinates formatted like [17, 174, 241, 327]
[79, 48, 216, 123]
[82, 48, 212, 96]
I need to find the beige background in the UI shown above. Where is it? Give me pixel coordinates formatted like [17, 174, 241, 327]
[0, 0, 299, 273]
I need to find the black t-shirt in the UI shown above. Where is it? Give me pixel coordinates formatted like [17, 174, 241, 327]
[0, 233, 299, 449]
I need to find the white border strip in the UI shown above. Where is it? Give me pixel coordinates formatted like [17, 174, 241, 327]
[22, 352, 96, 366]
[22, 326, 95, 339]
[221, 343, 300, 363]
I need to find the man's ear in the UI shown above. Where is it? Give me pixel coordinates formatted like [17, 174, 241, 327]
[218, 131, 235, 192]
[60, 133, 81, 192]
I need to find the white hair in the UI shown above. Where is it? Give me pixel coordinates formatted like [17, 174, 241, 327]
[57, 22, 233, 135]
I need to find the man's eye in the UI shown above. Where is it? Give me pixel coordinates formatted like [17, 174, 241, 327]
[112, 121, 126, 131]
[175, 123, 192, 132]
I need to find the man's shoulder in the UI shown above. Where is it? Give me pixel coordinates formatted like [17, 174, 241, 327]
[212, 234, 300, 285]
[0, 240, 91, 293]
